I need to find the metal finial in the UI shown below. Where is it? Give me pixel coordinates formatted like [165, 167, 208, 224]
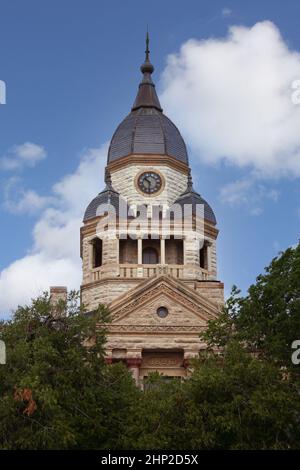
[105, 168, 112, 189]
[140, 29, 154, 75]
[187, 168, 193, 191]
[145, 29, 150, 61]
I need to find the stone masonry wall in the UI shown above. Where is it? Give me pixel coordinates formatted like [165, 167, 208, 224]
[81, 279, 141, 311]
[111, 163, 187, 208]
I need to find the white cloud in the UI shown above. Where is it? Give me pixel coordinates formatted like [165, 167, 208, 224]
[222, 7, 232, 18]
[0, 145, 107, 316]
[160, 21, 300, 177]
[0, 142, 46, 170]
[220, 178, 253, 205]
[3, 177, 54, 214]
[12, 190, 52, 214]
[219, 176, 279, 215]
[250, 207, 263, 216]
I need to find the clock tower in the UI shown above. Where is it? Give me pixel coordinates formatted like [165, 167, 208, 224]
[80, 35, 224, 385]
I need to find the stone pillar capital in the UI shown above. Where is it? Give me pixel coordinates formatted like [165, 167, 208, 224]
[126, 357, 142, 367]
[183, 358, 190, 369]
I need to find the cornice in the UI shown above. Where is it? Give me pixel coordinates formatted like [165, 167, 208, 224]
[107, 154, 189, 174]
[81, 217, 218, 239]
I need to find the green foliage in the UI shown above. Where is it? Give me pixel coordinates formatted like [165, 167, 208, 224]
[234, 242, 300, 369]
[1, 243, 300, 450]
[186, 343, 300, 449]
[195, 242, 300, 449]
[0, 292, 139, 449]
[123, 373, 188, 450]
[124, 345, 300, 450]
[203, 242, 300, 373]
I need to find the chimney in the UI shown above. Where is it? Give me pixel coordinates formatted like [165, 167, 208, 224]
[50, 286, 67, 318]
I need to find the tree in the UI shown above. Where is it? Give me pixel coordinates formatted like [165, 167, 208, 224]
[0, 292, 138, 450]
[1, 243, 300, 450]
[193, 242, 300, 449]
[124, 243, 300, 450]
[123, 346, 300, 450]
[184, 343, 300, 449]
[122, 373, 188, 450]
[202, 242, 300, 374]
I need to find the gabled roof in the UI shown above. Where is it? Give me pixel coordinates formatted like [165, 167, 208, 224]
[109, 274, 221, 324]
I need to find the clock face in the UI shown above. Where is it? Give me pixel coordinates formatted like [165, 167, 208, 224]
[137, 171, 162, 195]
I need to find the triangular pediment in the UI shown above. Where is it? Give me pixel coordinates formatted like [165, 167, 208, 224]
[108, 275, 221, 325]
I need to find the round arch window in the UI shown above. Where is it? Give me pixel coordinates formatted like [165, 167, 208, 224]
[157, 306, 169, 318]
[143, 247, 158, 264]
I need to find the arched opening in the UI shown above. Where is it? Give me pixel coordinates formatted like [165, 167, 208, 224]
[119, 238, 138, 264]
[165, 236, 184, 265]
[199, 244, 207, 269]
[142, 247, 159, 264]
[93, 238, 103, 268]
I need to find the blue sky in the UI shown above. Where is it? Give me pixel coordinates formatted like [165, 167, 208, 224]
[0, 0, 299, 316]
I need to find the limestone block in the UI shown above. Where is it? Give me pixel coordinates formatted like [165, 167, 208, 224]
[111, 164, 187, 208]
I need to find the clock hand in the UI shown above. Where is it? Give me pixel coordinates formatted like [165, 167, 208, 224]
[144, 177, 151, 188]
[148, 176, 155, 188]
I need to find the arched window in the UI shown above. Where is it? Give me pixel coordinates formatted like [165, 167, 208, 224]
[93, 238, 102, 268]
[199, 244, 207, 269]
[142, 247, 158, 264]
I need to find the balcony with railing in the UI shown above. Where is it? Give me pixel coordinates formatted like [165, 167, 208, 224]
[91, 264, 210, 282]
[119, 264, 184, 279]
[89, 235, 211, 283]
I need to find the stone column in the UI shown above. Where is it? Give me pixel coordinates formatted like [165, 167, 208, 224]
[137, 238, 143, 277]
[116, 236, 120, 265]
[137, 238, 143, 264]
[160, 238, 166, 265]
[182, 357, 192, 377]
[127, 358, 142, 386]
[0, 340, 6, 365]
[206, 241, 212, 272]
[88, 241, 94, 271]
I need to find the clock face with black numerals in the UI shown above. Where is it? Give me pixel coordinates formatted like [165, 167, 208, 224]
[137, 171, 162, 195]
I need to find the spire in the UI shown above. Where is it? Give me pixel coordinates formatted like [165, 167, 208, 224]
[145, 28, 150, 62]
[103, 167, 118, 194]
[131, 31, 162, 112]
[178, 168, 201, 198]
[187, 168, 193, 192]
[100, 168, 118, 206]
[104, 167, 113, 190]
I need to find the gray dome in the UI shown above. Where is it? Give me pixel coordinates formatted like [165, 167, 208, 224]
[83, 170, 131, 222]
[83, 188, 119, 222]
[107, 42, 188, 165]
[173, 171, 217, 225]
[107, 107, 188, 164]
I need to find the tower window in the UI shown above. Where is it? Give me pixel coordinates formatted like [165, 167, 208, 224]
[165, 237, 184, 265]
[142, 247, 158, 264]
[199, 245, 207, 269]
[93, 238, 103, 268]
[119, 239, 138, 264]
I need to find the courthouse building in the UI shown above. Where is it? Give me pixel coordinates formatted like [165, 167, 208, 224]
[51, 37, 224, 386]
